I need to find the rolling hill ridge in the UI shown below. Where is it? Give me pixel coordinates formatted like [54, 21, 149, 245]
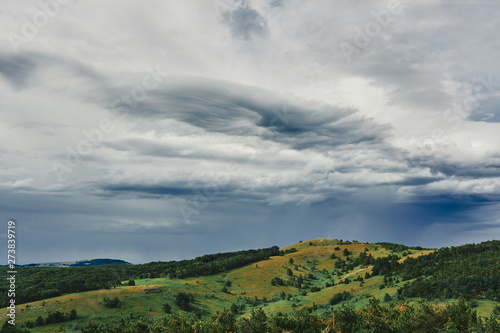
[2, 239, 500, 332]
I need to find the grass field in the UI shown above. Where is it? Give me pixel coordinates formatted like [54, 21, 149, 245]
[4, 239, 497, 332]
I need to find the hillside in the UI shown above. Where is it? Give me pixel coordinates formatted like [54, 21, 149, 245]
[2, 239, 500, 332]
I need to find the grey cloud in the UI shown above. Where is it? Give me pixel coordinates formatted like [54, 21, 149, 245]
[100, 184, 194, 197]
[223, 5, 268, 40]
[0, 53, 37, 88]
[0, 51, 108, 93]
[270, 0, 284, 8]
[409, 156, 500, 179]
[114, 78, 389, 151]
[469, 96, 500, 123]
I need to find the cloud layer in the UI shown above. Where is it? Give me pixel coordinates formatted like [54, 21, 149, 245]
[1, 0, 499, 263]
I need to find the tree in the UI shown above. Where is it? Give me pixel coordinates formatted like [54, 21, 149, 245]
[343, 249, 350, 257]
[45, 311, 64, 324]
[383, 293, 392, 302]
[35, 316, 44, 326]
[296, 275, 303, 288]
[230, 303, 238, 314]
[103, 297, 120, 308]
[0, 321, 30, 333]
[127, 279, 135, 286]
[289, 258, 294, 265]
[286, 268, 293, 276]
[175, 292, 191, 311]
[162, 303, 172, 313]
[69, 309, 77, 320]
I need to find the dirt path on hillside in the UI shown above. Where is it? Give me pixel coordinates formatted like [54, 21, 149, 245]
[335, 267, 370, 284]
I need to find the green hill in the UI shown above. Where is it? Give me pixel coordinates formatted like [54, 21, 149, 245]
[2, 239, 500, 332]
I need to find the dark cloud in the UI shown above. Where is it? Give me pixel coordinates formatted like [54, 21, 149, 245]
[0, 53, 37, 88]
[114, 78, 389, 151]
[223, 5, 268, 40]
[100, 184, 194, 197]
[409, 156, 500, 179]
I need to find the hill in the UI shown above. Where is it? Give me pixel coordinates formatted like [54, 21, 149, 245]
[2, 239, 500, 332]
[20, 259, 132, 268]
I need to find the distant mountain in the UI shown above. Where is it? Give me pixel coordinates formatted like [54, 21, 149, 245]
[21, 258, 132, 267]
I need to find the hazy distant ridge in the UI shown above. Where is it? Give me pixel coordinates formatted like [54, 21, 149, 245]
[20, 258, 132, 267]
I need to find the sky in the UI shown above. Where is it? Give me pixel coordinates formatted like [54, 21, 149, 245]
[1, 0, 500, 264]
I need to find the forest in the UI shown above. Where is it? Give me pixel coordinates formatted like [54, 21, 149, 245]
[0, 246, 280, 306]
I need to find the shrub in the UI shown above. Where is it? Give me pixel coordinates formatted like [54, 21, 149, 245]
[69, 309, 77, 320]
[175, 292, 191, 311]
[329, 291, 352, 305]
[162, 303, 171, 313]
[103, 297, 120, 308]
[35, 316, 44, 326]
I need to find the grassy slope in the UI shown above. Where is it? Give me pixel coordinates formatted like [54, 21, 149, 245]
[5, 239, 496, 332]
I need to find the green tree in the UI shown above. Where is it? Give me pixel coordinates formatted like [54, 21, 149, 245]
[0, 321, 30, 333]
[45, 310, 64, 324]
[69, 309, 77, 320]
[162, 303, 171, 313]
[175, 292, 191, 311]
[35, 316, 44, 326]
[103, 297, 120, 308]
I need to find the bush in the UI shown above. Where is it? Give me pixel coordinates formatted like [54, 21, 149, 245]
[127, 279, 135, 286]
[69, 309, 77, 320]
[271, 276, 285, 286]
[103, 297, 120, 308]
[329, 291, 352, 305]
[45, 311, 64, 324]
[35, 316, 44, 326]
[175, 292, 191, 311]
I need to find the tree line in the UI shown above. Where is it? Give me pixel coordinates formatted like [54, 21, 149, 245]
[0, 246, 280, 306]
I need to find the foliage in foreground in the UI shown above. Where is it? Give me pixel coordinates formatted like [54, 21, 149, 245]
[78, 298, 500, 333]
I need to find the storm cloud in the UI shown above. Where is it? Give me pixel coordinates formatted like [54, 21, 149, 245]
[1, 0, 499, 264]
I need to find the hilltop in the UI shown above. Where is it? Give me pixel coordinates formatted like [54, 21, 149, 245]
[2, 239, 499, 332]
